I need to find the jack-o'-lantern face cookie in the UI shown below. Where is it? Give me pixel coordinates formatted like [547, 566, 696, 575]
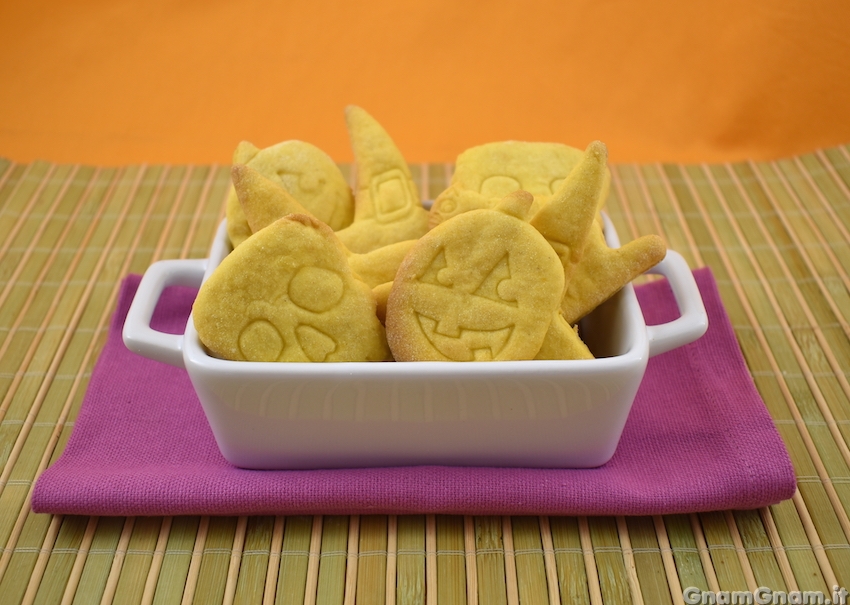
[429, 141, 610, 229]
[193, 214, 391, 362]
[225, 140, 355, 247]
[386, 191, 565, 361]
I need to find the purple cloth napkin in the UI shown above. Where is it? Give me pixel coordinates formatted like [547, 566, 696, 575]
[32, 268, 796, 516]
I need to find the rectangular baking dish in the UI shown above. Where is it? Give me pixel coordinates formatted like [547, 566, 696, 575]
[123, 214, 707, 469]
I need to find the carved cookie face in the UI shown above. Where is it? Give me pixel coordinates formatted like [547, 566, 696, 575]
[386, 206, 565, 361]
[247, 141, 355, 231]
[193, 214, 390, 363]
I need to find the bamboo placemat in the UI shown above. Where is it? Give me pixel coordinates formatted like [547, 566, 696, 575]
[1, 148, 849, 604]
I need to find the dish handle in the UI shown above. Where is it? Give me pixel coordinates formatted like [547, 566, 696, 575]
[644, 250, 709, 357]
[122, 258, 207, 369]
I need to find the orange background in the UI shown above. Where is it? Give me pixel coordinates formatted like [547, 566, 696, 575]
[1, 0, 849, 166]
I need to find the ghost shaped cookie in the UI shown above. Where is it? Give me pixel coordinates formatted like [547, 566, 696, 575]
[386, 191, 565, 361]
[193, 214, 391, 362]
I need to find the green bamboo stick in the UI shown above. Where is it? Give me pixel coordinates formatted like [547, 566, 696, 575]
[696, 512, 748, 591]
[315, 516, 349, 605]
[110, 516, 162, 605]
[233, 516, 275, 605]
[276, 516, 312, 605]
[661, 515, 709, 593]
[26, 515, 88, 603]
[150, 516, 202, 605]
[436, 516, 466, 605]
[66, 516, 126, 604]
[474, 516, 506, 605]
[587, 517, 632, 604]
[193, 516, 239, 604]
[356, 515, 388, 605]
[623, 517, 672, 605]
[732, 510, 787, 591]
[396, 516, 425, 605]
[511, 516, 549, 605]
[549, 517, 590, 605]
[768, 500, 829, 593]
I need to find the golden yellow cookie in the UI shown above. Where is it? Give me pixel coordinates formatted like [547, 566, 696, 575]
[429, 141, 610, 229]
[193, 214, 391, 362]
[386, 191, 564, 361]
[232, 162, 414, 288]
[529, 141, 608, 285]
[231, 164, 311, 234]
[372, 281, 393, 325]
[534, 313, 594, 360]
[346, 239, 418, 288]
[225, 140, 355, 247]
[561, 220, 667, 324]
[334, 106, 430, 253]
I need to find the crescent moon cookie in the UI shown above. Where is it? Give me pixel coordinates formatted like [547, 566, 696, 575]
[334, 106, 431, 253]
[385, 191, 565, 362]
[193, 214, 391, 362]
[225, 140, 355, 248]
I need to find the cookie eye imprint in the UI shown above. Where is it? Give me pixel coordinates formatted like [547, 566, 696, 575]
[480, 175, 521, 199]
[294, 325, 337, 362]
[238, 319, 284, 362]
[472, 253, 517, 306]
[549, 177, 566, 194]
[287, 266, 345, 313]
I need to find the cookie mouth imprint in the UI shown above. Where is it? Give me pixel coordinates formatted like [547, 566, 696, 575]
[415, 313, 514, 361]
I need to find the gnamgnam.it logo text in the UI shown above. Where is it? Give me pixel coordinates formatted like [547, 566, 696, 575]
[682, 586, 848, 605]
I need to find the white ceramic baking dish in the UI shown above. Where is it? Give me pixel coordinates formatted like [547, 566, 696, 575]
[123, 214, 707, 469]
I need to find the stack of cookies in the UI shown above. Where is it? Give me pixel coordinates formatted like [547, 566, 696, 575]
[192, 107, 666, 362]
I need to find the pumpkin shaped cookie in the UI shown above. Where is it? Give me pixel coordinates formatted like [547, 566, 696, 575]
[386, 191, 564, 361]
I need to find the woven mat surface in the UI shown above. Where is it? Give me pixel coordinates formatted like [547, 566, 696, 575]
[1, 149, 849, 603]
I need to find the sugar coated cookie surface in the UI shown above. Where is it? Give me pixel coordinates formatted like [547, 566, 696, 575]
[193, 214, 390, 362]
[386, 191, 565, 361]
